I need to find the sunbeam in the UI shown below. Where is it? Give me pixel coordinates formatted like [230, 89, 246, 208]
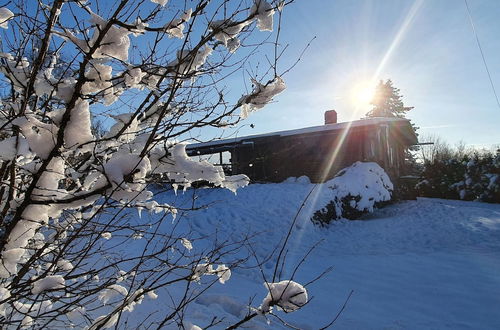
[373, 0, 424, 80]
[284, 0, 425, 278]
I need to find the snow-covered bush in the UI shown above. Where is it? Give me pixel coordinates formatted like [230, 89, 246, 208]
[311, 162, 393, 226]
[415, 158, 466, 200]
[458, 151, 500, 202]
[416, 150, 500, 203]
[0, 1, 302, 328]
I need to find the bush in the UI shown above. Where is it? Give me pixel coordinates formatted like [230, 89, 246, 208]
[311, 162, 393, 226]
[416, 158, 467, 200]
[416, 149, 500, 203]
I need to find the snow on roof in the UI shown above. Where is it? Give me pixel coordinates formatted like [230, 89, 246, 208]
[187, 117, 411, 150]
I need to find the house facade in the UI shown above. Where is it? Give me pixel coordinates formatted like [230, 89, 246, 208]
[186, 111, 418, 183]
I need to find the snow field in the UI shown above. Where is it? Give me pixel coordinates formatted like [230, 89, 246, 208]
[154, 180, 500, 329]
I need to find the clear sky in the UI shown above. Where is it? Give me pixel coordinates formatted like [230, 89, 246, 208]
[229, 0, 500, 150]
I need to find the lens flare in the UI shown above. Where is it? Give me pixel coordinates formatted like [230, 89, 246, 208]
[351, 81, 376, 107]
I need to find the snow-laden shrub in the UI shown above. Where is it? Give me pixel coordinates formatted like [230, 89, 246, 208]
[415, 158, 466, 200]
[459, 151, 500, 202]
[311, 162, 393, 226]
[416, 150, 500, 203]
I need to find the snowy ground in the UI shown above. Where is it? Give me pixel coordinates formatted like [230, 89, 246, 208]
[152, 179, 500, 329]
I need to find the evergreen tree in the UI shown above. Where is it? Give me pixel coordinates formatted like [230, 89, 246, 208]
[366, 79, 414, 118]
[366, 80, 420, 177]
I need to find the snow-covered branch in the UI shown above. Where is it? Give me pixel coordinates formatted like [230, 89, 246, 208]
[0, 0, 301, 328]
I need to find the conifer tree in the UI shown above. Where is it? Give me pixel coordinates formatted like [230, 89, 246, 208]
[366, 79, 414, 118]
[366, 79, 419, 176]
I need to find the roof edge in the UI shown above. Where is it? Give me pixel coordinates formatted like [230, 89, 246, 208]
[187, 117, 413, 150]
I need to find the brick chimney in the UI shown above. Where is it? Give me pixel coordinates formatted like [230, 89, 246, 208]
[324, 110, 337, 125]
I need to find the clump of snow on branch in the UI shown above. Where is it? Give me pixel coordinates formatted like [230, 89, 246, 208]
[98, 284, 128, 304]
[82, 64, 118, 105]
[164, 9, 193, 39]
[260, 280, 308, 313]
[0, 8, 14, 29]
[64, 99, 94, 148]
[31, 275, 65, 294]
[101, 232, 112, 240]
[0, 53, 30, 91]
[57, 259, 73, 271]
[12, 115, 57, 159]
[251, 0, 275, 31]
[61, 12, 131, 61]
[21, 315, 33, 327]
[0, 135, 32, 163]
[185, 322, 203, 330]
[191, 263, 231, 284]
[150, 143, 249, 192]
[151, 0, 168, 6]
[0, 286, 11, 317]
[124, 67, 146, 88]
[32, 156, 66, 200]
[239, 76, 286, 118]
[210, 20, 249, 53]
[210, 0, 275, 52]
[168, 46, 213, 76]
[0, 249, 25, 278]
[91, 313, 120, 329]
[147, 290, 158, 300]
[181, 238, 193, 250]
[213, 265, 232, 284]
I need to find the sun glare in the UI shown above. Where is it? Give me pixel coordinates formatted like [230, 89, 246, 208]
[351, 82, 376, 108]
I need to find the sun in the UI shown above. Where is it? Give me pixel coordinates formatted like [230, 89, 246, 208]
[351, 81, 376, 108]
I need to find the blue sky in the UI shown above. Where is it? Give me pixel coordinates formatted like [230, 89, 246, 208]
[231, 0, 500, 149]
[34, 0, 498, 149]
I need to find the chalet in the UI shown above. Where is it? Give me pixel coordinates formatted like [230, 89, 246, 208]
[186, 110, 418, 183]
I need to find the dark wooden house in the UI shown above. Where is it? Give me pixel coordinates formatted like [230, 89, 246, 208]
[186, 111, 418, 183]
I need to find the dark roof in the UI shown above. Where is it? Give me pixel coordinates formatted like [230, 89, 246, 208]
[186, 117, 417, 154]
